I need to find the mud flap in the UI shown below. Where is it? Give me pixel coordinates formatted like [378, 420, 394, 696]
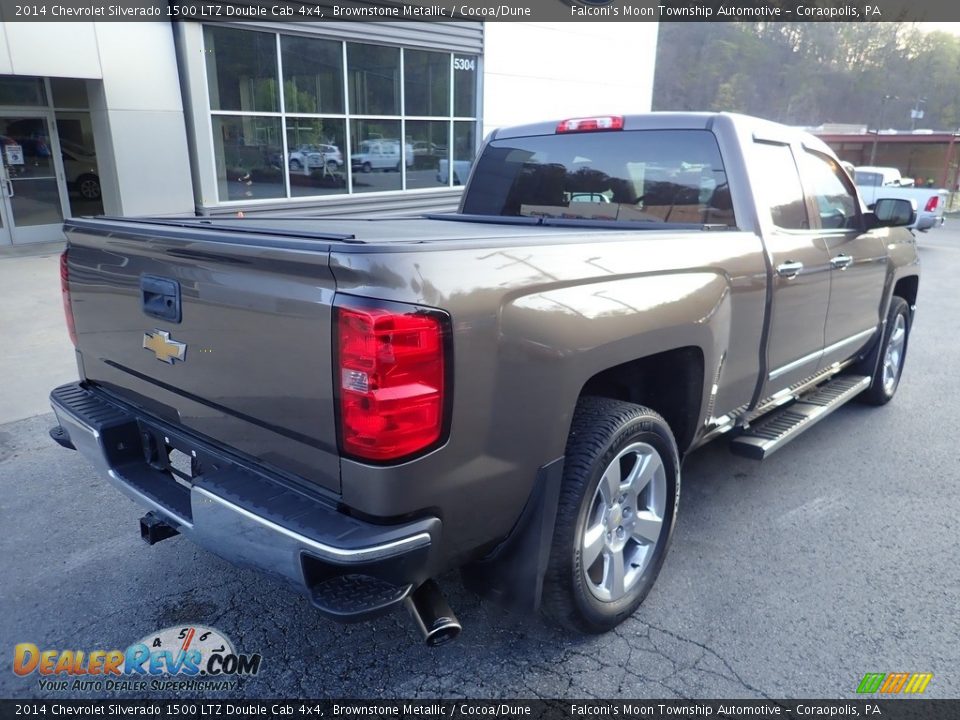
[461, 457, 564, 614]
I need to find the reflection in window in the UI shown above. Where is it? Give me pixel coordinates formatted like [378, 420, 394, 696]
[801, 151, 860, 230]
[281, 36, 343, 114]
[201, 26, 480, 203]
[212, 116, 285, 201]
[754, 142, 808, 230]
[350, 120, 403, 193]
[452, 121, 477, 186]
[347, 44, 400, 116]
[462, 130, 735, 225]
[405, 50, 449, 117]
[406, 120, 449, 189]
[56, 111, 104, 215]
[0, 77, 45, 106]
[285, 118, 347, 197]
[205, 26, 279, 113]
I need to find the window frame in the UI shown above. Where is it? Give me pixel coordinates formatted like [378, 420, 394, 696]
[199, 25, 481, 207]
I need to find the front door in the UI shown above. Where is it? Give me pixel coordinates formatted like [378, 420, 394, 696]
[797, 148, 888, 370]
[752, 140, 833, 398]
[0, 112, 68, 245]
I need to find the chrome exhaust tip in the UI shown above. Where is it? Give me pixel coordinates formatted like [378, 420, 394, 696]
[405, 579, 461, 646]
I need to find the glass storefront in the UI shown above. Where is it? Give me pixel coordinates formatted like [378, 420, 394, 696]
[203, 26, 480, 205]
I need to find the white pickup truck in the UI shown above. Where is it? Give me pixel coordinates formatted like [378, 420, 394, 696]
[854, 166, 946, 232]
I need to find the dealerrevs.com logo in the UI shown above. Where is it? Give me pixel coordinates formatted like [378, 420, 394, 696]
[13, 625, 262, 692]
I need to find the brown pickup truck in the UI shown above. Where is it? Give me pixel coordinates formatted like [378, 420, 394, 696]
[50, 113, 919, 645]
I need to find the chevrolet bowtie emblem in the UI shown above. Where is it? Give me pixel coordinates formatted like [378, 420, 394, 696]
[143, 330, 187, 364]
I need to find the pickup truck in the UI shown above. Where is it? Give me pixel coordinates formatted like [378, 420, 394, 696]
[854, 165, 947, 232]
[50, 113, 920, 646]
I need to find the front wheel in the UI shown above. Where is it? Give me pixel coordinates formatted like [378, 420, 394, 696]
[860, 296, 911, 406]
[542, 397, 680, 633]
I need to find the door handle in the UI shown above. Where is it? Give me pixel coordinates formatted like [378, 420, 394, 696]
[831, 254, 853, 270]
[1, 178, 12, 198]
[776, 260, 804, 278]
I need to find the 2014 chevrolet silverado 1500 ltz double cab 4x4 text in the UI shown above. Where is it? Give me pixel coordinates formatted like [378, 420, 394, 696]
[50, 113, 919, 645]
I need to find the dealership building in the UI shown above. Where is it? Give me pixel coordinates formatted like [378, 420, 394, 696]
[0, 20, 657, 248]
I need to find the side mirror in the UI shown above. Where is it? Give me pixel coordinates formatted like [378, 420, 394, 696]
[866, 198, 916, 229]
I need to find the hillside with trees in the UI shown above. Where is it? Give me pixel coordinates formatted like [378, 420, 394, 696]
[653, 23, 960, 131]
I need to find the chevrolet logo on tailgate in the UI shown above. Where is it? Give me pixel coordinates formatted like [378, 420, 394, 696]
[143, 330, 187, 364]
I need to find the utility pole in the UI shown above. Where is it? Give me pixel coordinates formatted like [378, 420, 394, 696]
[910, 97, 927, 131]
[870, 94, 897, 166]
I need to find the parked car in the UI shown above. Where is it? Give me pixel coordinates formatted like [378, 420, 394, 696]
[287, 144, 343, 172]
[854, 165, 946, 231]
[60, 143, 101, 201]
[52, 113, 919, 646]
[351, 139, 414, 172]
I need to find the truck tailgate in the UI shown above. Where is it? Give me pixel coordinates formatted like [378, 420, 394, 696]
[64, 219, 341, 494]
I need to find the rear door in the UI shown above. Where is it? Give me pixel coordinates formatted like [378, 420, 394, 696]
[66, 219, 341, 493]
[751, 140, 833, 396]
[798, 149, 886, 370]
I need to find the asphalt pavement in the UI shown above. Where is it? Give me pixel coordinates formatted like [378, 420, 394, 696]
[2, 229, 958, 700]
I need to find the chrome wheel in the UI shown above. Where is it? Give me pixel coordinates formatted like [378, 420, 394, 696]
[882, 313, 906, 395]
[581, 442, 666, 602]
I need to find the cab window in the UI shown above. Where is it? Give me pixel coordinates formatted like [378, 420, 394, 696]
[800, 150, 860, 230]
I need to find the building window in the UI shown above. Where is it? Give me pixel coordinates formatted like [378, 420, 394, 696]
[202, 26, 480, 205]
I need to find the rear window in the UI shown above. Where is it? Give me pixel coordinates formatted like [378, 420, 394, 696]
[462, 129, 735, 227]
[854, 171, 883, 187]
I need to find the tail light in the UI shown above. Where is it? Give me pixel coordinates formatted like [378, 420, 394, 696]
[334, 297, 450, 463]
[556, 116, 624, 133]
[60, 250, 77, 347]
[924, 195, 939, 212]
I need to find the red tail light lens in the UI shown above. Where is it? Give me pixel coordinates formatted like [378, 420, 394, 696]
[335, 299, 449, 462]
[60, 250, 77, 347]
[556, 116, 624, 133]
[924, 195, 939, 212]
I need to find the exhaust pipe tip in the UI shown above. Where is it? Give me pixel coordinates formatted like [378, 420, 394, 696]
[406, 579, 462, 646]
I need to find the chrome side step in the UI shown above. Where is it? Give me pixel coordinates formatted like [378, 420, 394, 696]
[730, 375, 871, 460]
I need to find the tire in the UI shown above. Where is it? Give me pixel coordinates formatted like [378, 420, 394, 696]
[77, 174, 101, 200]
[541, 396, 680, 633]
[289, 159, 303, 171]
[362, 161, 372, 174]
[326, 160, 339, 172]
[860, 296, 911, 406]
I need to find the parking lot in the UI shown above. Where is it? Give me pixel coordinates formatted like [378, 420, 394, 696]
[1, 228, 958, 700]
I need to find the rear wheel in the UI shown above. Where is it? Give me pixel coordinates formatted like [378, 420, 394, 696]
[542, 397, 680, 633]
[860, 296, 911, 406]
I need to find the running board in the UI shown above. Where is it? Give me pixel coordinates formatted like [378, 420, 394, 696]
[730, 375, 871, 460]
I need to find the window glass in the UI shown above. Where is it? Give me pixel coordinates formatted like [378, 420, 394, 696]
[462, 129, 735, 226]
[205, 26, 279, 113]
[56, 111, 103, 215]
[452, 121, 477, 186]
[405, 50, 450, 117]
[51, 78, 89, 109]
[854, 171, 882, 187]
[753, 142, 808, 230]
[347, 44, 400, 116]
[0, 77, 45, 106]
[285, 118, 347, 197]
[281, 36, 343, 115]
[350, 120, 403, 193]
[406, 120, 449, 189]
[801, 151, 860, 230]
[453, 55, 477, 117]
[212, 116, 284, 201]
